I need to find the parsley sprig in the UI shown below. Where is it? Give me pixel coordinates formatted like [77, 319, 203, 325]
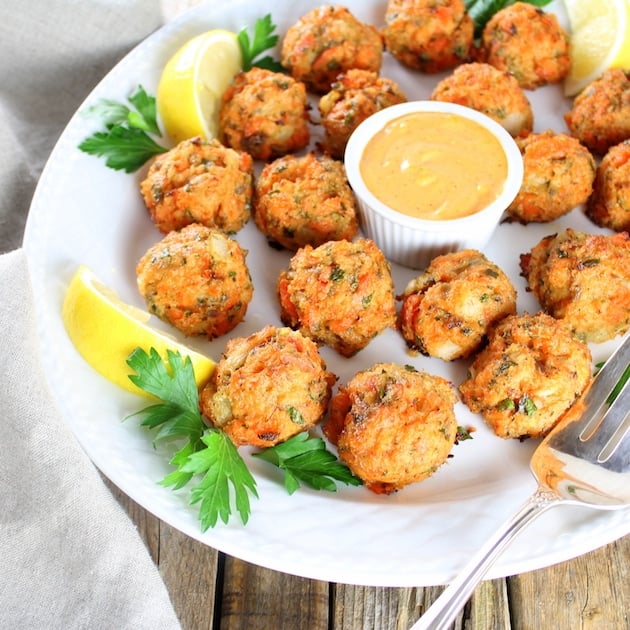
[127, 347, 257, 530]
[78, 85, 167, 173]
[253, 432, 362, 494]
[238, 14, 284, 72]
[126, 346, 361, 530]
[465, 0, 553, 37]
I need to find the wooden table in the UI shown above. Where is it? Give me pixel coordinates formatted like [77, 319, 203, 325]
[105, 477, 628, 629]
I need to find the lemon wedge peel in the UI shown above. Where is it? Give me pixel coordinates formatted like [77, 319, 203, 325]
[62, 266, 215, 396]
[157, 29, 243, 143]
[563, 0, 630, 96]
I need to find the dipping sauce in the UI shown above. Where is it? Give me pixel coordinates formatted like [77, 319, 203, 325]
[359, 111, 508, 220]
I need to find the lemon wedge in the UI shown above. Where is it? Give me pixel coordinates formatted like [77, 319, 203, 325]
[157, 29, 242, 143]
[62, 266, 215, 396]
[563, 0, 630, 96]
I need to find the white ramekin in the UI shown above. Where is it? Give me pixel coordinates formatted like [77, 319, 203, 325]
[343, 100, 524, 269]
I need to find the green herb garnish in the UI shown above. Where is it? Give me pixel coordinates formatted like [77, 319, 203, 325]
[465, 0, 553, 37]
[238, 14, 284, 72]
[78, 85, 167, 173]
[253, 432, 363, 494]
[126, 347, 257, 530]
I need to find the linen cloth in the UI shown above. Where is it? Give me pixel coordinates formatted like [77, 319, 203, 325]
[0, 1, 187, 628]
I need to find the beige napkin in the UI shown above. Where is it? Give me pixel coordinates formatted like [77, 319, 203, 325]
[0, 1, 188, 627]
[0, 250, 181, 629]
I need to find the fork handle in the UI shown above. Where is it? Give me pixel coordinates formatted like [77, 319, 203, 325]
[409, 487, 558, 630]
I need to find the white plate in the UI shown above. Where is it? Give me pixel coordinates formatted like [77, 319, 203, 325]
[23, 0, 630, 586]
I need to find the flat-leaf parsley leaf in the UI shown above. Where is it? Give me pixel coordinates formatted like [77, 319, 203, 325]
[238, 14, 284, 72]
[78, 85, 167, 173]
[253, 432, 363, 494]
[126, 347, 258, 530]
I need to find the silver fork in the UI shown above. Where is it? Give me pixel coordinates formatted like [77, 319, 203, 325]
[410, 333, 630, 630]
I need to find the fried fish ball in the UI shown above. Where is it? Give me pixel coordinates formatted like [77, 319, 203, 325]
[140, 137, 253, 234]
[520, 229, 630, 342]
[324, 363, 458, 494]
[277, 238, 396, 357]
[399, 249, 517, 361]
[459, 312, 592, 439]
[200, 326, 336, 448]
[507, 130, 596, 223]
[382, 0, 474, 73]
[136, 223, 253, 339]
[478, 2, 570, 90]
[318, 69, 407, 158]
[430, 62, 533, 138]
[280, 5, 383, 93]
[218, 68, 310, 161]
[587, 140, 630, 232]
[254, 152, 359, 251]
[564, 69, 630, 155]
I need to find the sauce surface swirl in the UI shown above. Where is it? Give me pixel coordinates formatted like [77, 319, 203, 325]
[359, 112, 508, 220]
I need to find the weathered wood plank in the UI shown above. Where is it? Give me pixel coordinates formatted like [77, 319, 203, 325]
[330, 584, 472, 630]
[507, 536, 630, 630]
[219, 557, 329, 630]
[468, 579, 512, 630]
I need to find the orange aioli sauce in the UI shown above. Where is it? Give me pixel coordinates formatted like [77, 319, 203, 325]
[359, 112, 508, 220]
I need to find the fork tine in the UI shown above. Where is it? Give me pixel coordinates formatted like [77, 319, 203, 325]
[597, 378, 630, 462]
[579, 333, 630, 442]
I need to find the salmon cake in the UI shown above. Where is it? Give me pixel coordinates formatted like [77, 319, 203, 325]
[324, 363, 458, 494]
[520, 229, 630, 342]
[507, 130, 596, 223]
[477, 2, 570, 90]
[459, 312, 592, 439]
[254, 152, 358, 251]
[200, 326, 336, 448]
[277, 238, 396, 356]
[587, 140, 630, 232]
[431, 62, 533, 138]
[564, 69, 630, 155]
[318, 69, 406, 158]
[219, 67, 310, 160]
[399, 249, 517, 361]
[136, 223, 253, 339]
[281, 5, 383, 93]
[382, 0, 474, 73]
[140, 137, 253, 234]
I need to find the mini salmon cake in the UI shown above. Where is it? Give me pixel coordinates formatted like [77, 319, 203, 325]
[277, 238, 396, 357]
[254, 152, 359, 251]
[318, 69, 407, 158]
[430, 62, 533, 138]
[382, 0, 474, 73]
[324, 362, 458, 494]
[200, 326, 336, 448]
[399, 249, 517, 361]
[478, 2, 570, 90]
[136, 223, 253, 339]
[140, 137, 253, 234]
[219, 67, 310, 160]
[520, 228, 630, 343]
[507, 130, 596, 223]
[281, 5, 383, 93]
[587, 140, 630, 232]
[564, 69, 630, 155]
[459, 312, 592, 439]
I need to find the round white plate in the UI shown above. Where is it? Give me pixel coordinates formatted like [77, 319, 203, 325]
[23, 0, 630, 586]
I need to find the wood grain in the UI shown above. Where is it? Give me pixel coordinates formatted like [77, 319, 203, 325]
[106, 474, 629, 630]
